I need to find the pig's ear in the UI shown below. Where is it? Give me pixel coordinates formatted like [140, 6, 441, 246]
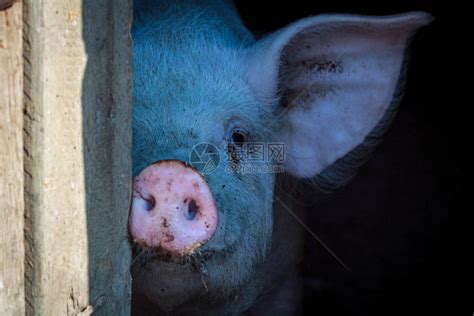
[247, 12, 432, 178]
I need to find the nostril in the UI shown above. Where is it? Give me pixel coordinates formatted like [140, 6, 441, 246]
[143, 195, 156, 211]
[185, 199, 199, 220]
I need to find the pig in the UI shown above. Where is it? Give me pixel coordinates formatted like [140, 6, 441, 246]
[129, 0, 432, 314]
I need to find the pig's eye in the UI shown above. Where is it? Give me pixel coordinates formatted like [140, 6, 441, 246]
[230, 128, 248, 147]
[226, 126, 250, 163]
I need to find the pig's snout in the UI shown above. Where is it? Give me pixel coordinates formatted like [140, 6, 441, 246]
[129, 160, 218, 255]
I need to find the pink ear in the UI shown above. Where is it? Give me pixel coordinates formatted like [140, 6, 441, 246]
[246, 12, 432, 178]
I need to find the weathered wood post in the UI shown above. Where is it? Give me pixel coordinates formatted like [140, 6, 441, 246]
[0, 1, 24, 315]
[21, 0, 133, 314]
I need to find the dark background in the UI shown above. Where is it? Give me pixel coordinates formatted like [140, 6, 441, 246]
[235, 1, 458, 315]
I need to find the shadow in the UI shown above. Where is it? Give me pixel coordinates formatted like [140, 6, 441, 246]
[82, 1, 133, 314]
[236, 1, 456, 315]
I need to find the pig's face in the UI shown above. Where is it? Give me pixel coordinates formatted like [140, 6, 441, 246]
[130, 4, 431, 312]
[131, 44, 280, 309]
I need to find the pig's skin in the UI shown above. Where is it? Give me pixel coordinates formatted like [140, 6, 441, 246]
[130, 0, 430, 314]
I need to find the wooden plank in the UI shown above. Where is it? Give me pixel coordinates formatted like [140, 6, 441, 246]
[23, 1, 132, 314]
[0, 2, 24, 315]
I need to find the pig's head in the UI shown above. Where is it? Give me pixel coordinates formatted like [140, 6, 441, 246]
[130, 9, 431, 312]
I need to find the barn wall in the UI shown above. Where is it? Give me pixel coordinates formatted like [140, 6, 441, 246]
[0, 2, 25, 315]
[22, 1, 132, 314]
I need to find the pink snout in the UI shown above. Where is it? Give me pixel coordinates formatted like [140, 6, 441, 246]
[129, 160, 218, 255]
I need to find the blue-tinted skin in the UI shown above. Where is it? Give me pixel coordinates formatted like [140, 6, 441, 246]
[131, 1, 297, 314]
[131, 1, 431, 314]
